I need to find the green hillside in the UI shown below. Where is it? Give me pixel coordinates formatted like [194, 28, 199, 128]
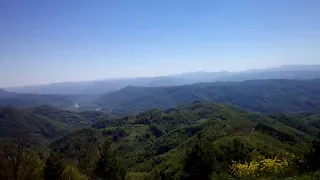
[1, 82, 320, 179]
[48, 102, 320, 179]
[0, 106, 109, 146]
[97, 79, 320, 115]
[32, 106, 102, 125]
[0, 106, 68, 145]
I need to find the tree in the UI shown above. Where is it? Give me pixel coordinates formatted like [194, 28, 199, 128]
[17, 152, 44, 180]
[307, 133, 320, 171]
[94, 140, 125, 180]
[0, 138, 44, 180]
[44, 152, 64, 180]
[182, 134, 213, 180]
[61, 164, 88, 180]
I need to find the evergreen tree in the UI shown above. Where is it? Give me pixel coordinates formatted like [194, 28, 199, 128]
[44, 152, 63, 180]
[61, 164, 88, 180]
[182, 134, 213, 180]
[94, 140, 125, 180]
[307, 133, 320, 171]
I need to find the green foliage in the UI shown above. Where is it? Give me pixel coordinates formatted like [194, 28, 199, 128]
[61, 164, 88, 180]
[77, 110, 107, 123]
[125, 172, 149, 180]
[51, 128, 100, 175]
[94, 140, 126, 180]
[33, 106, 90, 125]
[306, 133, 320, 171]
[0, 139, 44, 180]
[0, 106, 67, 145]
[2, 101, 320, 179]
[44, 152, 64, 180]
[182, 135, 213, 180]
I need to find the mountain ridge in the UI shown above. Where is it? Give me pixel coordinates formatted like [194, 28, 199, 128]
[97, 79, 320, 115]
[5, 65, 320, 94]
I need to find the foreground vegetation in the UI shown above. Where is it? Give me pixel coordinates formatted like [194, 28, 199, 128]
[1, 102, 320, 179]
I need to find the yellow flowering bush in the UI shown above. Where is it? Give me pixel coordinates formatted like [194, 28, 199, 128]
[230, 155, 297, 179]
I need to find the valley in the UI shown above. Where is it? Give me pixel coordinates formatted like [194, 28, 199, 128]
[1, 76, 320, 179]
[2, 1, 320, 179]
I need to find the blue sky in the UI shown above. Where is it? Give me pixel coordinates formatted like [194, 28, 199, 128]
[1, 0, 320, 87]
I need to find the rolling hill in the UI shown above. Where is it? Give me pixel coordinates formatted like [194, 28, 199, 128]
[97, 79, 320, 115]
[51, 102, 320, 179]
[0, 106, 109, 145]
[0, 106, 67, 145]
[0, 90, 75, 109]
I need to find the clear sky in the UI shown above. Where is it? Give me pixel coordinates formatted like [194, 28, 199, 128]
[1, 0, 320, 87]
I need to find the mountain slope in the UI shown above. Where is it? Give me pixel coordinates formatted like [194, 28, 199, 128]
[97, 79, 320, 115]
[32, 106, 108, 125]
[32, 106, 90, 125]
[0, 106, 68, 145]
[0, 105, 110, 146]
[51, 102, 318, 178]
[0, 91, 74, 109]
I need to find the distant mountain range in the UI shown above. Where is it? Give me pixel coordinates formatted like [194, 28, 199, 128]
[5, 64, 320, 94]
[1, 78, 320, 116]
[0, 89, 75, 109]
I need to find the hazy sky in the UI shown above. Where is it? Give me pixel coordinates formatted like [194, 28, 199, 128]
[1, 0, 320, 87]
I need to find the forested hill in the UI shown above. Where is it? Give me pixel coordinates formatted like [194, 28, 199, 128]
[0, 106, 67, 145]
[0, 106, 108, 145]
[2, 101, 320, 179]
[47, 102, 320, 179]
[97, 79, 320, 115]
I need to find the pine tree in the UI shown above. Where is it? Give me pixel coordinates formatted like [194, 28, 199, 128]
[44, 152, 63, 180]
[94, 140, 125, 180]
[182, 134, 213, 180]
[307, 133, 320, 171]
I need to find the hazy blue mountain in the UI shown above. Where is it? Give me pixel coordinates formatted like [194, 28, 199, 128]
[217, 70, 320, 82]
[5, 65, 320, 95]
[264, 64, 320, 71]
[0, 89, 7, 93]
[0, 90, 75, 109]
[175, 65, 320, 82]
[5, 77, 189, 95]
[96, 79, 320, 115]
[0, 89, 11, 98]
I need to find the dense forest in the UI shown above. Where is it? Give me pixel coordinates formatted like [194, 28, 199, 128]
[1, 101, 320, 179]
